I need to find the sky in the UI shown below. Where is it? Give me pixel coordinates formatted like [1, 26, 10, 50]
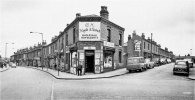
[0, 0, 194, 58]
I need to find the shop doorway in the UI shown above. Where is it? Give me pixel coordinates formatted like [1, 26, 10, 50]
[85, 50, 94, 73]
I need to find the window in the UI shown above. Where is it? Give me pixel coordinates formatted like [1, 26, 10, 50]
[66, 34, 68, 46]
[144, 42, 145, 49]
[119, 51, 122, 63]
[119, 33, 122, 46]
[73, 28, 76, 43]
[107, 29, 111, 42]
[148, 44, 150, 50]
[61, 37, 64, 50]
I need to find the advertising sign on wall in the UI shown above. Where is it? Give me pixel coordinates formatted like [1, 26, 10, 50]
[79, 22, 101, 41]
[134, 40, 141, 51]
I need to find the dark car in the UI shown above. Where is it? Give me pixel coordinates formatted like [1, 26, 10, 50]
[173, 61, 189, 75]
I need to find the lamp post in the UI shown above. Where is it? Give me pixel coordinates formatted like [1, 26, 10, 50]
[30, 31, 44, 70]
[151, 33, 153, 61]
[5, 43, 8, 59]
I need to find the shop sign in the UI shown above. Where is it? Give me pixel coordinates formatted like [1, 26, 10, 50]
[134, 40, 141, 51]
[103, 41, 115, 48]
[83, 46, 96, 50]
[79, 22, 100, 41]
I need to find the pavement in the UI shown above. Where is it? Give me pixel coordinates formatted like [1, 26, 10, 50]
[25, 66, 129, 80]
[188, 64, 195, 80]
[0, 66, 10, 72]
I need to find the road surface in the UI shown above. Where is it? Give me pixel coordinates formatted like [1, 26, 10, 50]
[0, 63, 194, 100]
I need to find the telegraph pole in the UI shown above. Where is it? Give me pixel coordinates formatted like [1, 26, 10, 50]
[151, 33, 153, 61]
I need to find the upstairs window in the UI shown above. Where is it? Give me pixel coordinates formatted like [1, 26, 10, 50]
[144, 42, 146, 49]
[66, 34, 68, 46]
[119, 33, 122, 46]
[73, 28, 76, 43]
[107, 29, 111, 42]
[148, 44, 150, 50]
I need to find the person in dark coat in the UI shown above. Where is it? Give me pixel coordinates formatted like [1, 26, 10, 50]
[186, 61, 189, 74]
[77, 64, 82, 76]
[54, 63, 57, 70]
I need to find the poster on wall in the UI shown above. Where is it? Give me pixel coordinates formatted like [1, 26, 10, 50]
[95, 66, 100, 73]
[95, 58, 100, 65]
[79, 53, 84, 60]
[79, 22, 101, 41]
[95, 52, 100, 59]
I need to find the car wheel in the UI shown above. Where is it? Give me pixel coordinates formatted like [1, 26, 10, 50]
[140, 68, 143, 72]
[129, 70, 131, 73]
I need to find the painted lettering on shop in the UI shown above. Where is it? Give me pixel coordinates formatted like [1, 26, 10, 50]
[79, 22, 100, 41]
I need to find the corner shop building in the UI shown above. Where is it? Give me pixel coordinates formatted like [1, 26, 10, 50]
[63, 6, 125, 74]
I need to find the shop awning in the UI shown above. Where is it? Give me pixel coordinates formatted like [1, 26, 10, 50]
[104, 47, 115, 52]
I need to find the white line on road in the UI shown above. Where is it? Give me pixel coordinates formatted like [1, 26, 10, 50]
[182, 92, 192, 95]
[51, 80, 54, 100]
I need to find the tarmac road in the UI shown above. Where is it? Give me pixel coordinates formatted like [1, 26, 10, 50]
[0, 63, 194, 100]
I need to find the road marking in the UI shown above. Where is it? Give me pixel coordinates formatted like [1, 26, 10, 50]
[51, 80, 54, 100]
[183, 92, 192, 95]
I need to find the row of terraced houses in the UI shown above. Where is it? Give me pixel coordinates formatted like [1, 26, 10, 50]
[10, 6, 175, 75]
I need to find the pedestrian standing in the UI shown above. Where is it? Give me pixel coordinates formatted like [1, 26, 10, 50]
[186, 61, 189, 74]
[54, 63, 57, 70]
[77, 64, 82, 76]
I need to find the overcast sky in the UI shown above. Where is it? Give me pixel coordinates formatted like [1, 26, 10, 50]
[0, 0, 194, 58]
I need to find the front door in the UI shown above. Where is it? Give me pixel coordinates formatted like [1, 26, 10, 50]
[85, 50, 94, 73]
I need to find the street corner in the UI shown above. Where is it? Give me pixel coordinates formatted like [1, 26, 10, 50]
[0, 67, 10, 72]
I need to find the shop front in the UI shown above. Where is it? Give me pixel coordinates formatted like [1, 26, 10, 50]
[68, 41, 116, 75]
[69, 41, 103, 75]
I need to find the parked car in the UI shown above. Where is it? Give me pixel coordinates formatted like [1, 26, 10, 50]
[126, 57, 147, 72]
[145, 58, 154, 69]
[160, 58, 167, 65]
[173, 61, 189, 75]
[183, 59, 193, 68]
[167, 59, 171, 63]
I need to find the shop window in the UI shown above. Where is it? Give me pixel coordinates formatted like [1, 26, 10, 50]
[119, 51, 122, 63]
[107, 29, 111, 42]
[71, 52, 77, 67]
[104, 51, 112, 68]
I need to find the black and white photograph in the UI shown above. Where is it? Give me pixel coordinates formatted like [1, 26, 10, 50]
[0, 0, 194, 100]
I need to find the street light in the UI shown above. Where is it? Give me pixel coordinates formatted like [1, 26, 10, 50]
[30, 31, 44, 70]
[151, 33, 153, 61]
[5, 43, 8, 59]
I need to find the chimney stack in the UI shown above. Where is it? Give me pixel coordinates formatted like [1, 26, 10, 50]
[128, 35, 131, 40]
[141, 33, 145, 39]
[132, 30, 136, 37]
[76, 13, 81, 17]
[100, 6, 109, 20]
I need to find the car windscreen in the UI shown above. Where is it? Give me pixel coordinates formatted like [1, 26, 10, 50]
[175, 61, 186, 65]
[128, 58, 139, 64]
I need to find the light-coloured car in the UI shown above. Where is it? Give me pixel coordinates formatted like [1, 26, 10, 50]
[173, 61, 189, 75]
[126, 57, 147, 72]
[145, 58, 154, 69]
[10, 62, 17, 68]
